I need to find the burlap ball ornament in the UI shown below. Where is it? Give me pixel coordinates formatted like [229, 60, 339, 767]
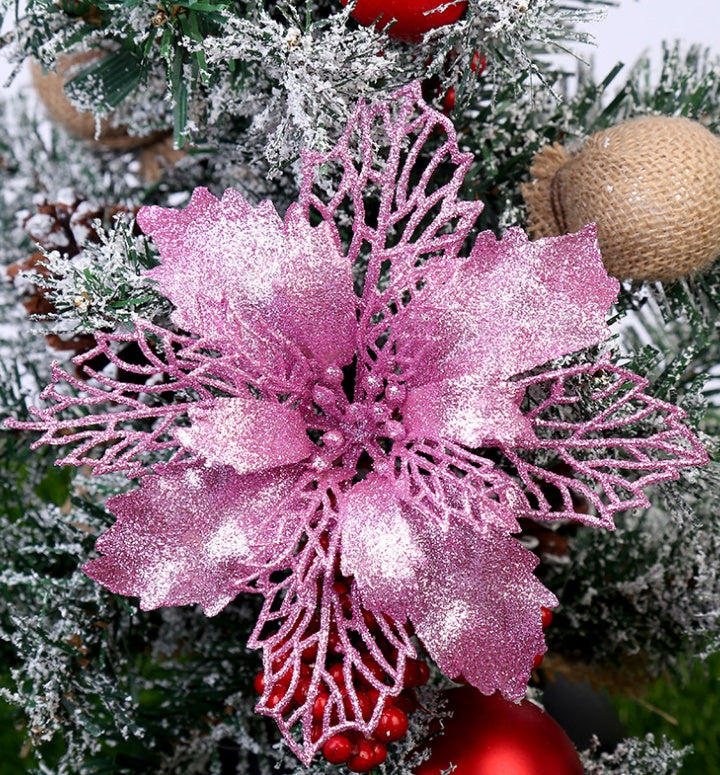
[31, 52, 160, 149]
[522, 116, 720, 282]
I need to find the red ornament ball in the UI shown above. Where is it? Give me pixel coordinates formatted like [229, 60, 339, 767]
[345, 0, 468, 42]
[414, 687, 584, 775]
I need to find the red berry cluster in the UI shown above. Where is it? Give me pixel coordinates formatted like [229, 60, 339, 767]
[318, 648, 430, 772]
[254, 577, 431, 772]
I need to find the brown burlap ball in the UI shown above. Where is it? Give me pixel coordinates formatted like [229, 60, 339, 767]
[31, 52, 160, 149]
[522, 116, 720, 282]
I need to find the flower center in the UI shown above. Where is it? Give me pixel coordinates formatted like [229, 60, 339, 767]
[305, 361, 407, 470]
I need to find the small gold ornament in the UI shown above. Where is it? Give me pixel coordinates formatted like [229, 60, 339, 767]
[31, 51, 161, 149]
[522, 116, 720, 282]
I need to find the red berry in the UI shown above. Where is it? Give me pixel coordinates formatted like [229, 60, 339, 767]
[442, 87, 456, 114]
[328, 663, 346, 686]
[266, 685, 288, 709]
[533, 652, 544, 669]
[301, 663, 313, 679]
[271, 655, 291, 673]
[362, 609, 379, 633]
[381, 645, 398, 662]
[293, 677, 311, 706]
[312, 691, 329, 721]
[253, 671, 265, 695]
[344, 690, 373, 721]
[374, 705, 409, 742]
[393, 688, 419, 713]
[360, 654, 387, 684]
[405, 658, 430, 687]
[328, 630, 343, 655]
[369, 740, 388, 767]
[471, 50, 486, 75]
[347, 738, 377, 773]
[322, 733, 353, 765]
[301, 641, 318, 662]
[541, 606, 554, 629]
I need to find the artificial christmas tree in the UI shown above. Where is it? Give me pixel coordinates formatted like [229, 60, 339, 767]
[1, 2, 720, 775]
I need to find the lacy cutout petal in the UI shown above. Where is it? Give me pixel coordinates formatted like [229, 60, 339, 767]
[84, 463, 308, 615]
[298, 83, 483, 300]
[138, 189, 357, 366]
[248, 530, 415, 764]
[177, 397, 314, 475]
[503, 360, 710, 527]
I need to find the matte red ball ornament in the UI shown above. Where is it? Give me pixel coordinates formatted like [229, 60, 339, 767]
[345, 0, 468, 42]
[414, 687, 584, 775]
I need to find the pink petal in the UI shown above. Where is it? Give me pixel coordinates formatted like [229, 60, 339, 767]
[176, 397, 314, 475]
[298, 82, 483, 287]
[339, 476, 554, 699]
[83, 464, 307, 615]
[500, 359, 710, 528]
[403, 375, 532, 446]
[407, 517, 556, 699]
[137, 189, 356, 367]
[248, 530, 415, 765]
[401, 225, 619, 447]
[338, 479, 424, 620]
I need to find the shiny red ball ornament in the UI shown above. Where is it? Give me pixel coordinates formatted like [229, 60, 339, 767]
[414, 687, 584, 775]
[344, 0, 468, 42]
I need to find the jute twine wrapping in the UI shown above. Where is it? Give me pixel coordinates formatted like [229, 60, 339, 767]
[522, 116, 720, 282]
[31, 52, 160, 149]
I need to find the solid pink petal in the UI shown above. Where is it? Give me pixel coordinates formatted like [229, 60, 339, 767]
[338, 476, 554, 699]
[137, 189, 356, 366]
[176, 397, 314, 475]
[401, 225, 619, 447]
[83, 463, 306, 616]
[407, 517, 557, 699]
[403, 375, 533, 446]
[338, 479, 424, 620]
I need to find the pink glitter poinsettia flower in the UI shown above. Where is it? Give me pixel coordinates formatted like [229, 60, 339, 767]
[9, 83, 707, 763]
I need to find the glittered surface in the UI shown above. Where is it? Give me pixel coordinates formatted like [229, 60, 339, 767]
[8, 82, 709, 764]
[84, 463, 308, 615]
[138, 191, 356, 366]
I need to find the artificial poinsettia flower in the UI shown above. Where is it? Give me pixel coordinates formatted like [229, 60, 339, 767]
[9, 83, 707, 763]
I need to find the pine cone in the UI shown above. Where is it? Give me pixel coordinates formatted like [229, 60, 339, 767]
[21, 188, 105, 257]
[8, 188, 108, 327]
[7, 190, 134, 373]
